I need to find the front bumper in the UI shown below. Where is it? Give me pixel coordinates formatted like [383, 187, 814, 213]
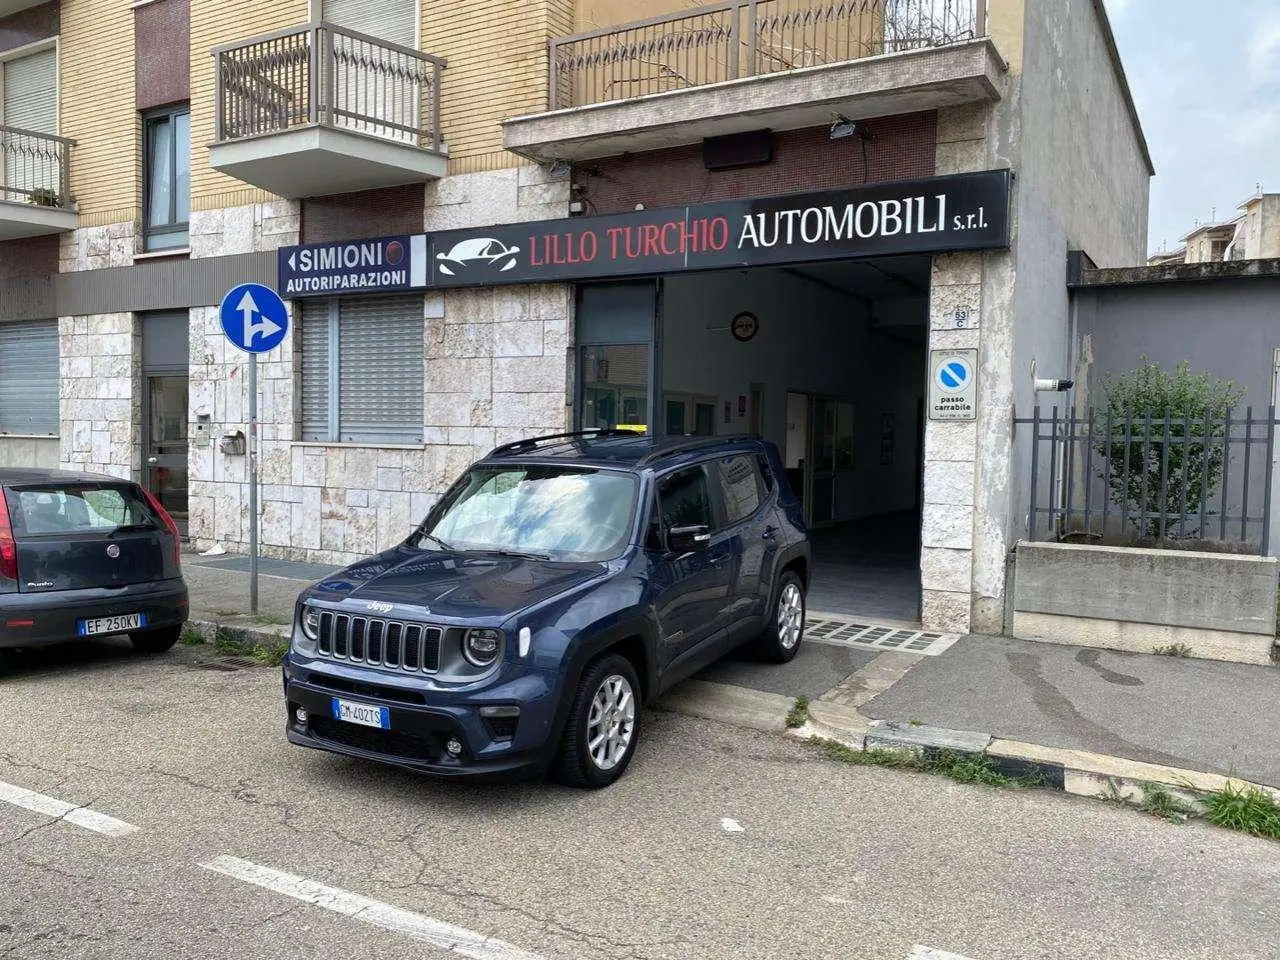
[283, 653, 564, 782]
[0, 578, 189, 649]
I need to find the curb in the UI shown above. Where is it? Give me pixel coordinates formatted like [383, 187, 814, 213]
[788, 713, 1280, 811]
[187, 618, 290, 654]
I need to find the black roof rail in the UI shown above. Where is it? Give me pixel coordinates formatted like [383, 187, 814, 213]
[487, 428, 634, 458]
[636, 435, 758, 467]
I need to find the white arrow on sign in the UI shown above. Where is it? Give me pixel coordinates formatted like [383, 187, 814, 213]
[288, 252, 297, 270]
[237, 289, 282, 348]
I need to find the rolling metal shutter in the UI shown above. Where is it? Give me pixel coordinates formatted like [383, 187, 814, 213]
[337, 296, 422, 444]
[3, 48, 57, 133]
[3, 48, 58, 199]
[0, 320, 58, 436]
[300, 301, 333, 442]
[321, 0, 415, 47]
[300, 296, 423, 444]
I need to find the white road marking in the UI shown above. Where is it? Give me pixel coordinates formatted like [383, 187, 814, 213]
[720, 817, 745, 833]
[201, 856, 547, 960]
[909, 946, 978, 960]
[0, 780, 139, 838]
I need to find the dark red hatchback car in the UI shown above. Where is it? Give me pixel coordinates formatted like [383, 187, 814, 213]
[0, 468, 188, 660]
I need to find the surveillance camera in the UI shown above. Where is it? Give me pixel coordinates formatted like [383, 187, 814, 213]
[1033, 378, 1075, 392]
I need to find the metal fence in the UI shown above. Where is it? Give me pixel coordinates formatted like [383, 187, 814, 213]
[214, 22, 445, 151]
[0, 125, 73, 208]
[1018, 406, 1280, 555]
[548, 0, 986, 110]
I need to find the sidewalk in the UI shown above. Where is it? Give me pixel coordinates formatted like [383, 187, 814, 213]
[179, 551, 1280, 795]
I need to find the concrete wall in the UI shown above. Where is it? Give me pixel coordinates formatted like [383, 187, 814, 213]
[1013, 541, 1279, 665]
[0, 437, 58, 469]
[661, 268, 926, 522]
[979, 0, 1152, 632]
[1073, 274, 1280, 552]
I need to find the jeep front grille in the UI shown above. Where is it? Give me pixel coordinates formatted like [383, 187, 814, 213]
[315, 611, 441, 673]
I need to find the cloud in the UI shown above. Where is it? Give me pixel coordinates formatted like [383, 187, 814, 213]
[1247, 15, 1280, 87]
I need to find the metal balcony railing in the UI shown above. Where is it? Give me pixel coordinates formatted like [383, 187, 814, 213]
[214, 22, 445, 151]
[548, 0, 987, 110]
[0, 125, 74, 209]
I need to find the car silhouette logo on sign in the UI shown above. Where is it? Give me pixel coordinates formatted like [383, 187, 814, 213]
[436, 238, 521, 277]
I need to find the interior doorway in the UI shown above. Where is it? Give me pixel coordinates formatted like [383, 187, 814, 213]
[141, 313, 190, 537]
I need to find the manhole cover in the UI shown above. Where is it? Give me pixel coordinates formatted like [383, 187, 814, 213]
[806, 615, 959, 657]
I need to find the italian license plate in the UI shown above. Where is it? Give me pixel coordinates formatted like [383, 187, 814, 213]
[77, 613, 146, 637]
[331, 698, 390, 730]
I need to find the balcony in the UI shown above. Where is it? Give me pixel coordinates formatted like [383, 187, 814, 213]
[503, 0, 1005, 163]
[209, 23, 447, 199]
[0, 125, 76, 240]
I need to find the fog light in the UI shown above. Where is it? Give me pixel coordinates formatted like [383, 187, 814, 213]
[445, 737, 463, 757]
[295, 707, 308, 725]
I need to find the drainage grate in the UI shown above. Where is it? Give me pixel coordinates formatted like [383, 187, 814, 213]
[805, 614, 959, 657]
[199, 656, 262, 672]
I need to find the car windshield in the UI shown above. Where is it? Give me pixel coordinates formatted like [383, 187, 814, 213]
[421, 465, 638, 562]
[4, 484, 159, 536]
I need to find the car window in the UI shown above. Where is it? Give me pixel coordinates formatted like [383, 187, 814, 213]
[657, 465, 717, 532]
[424, 465, 638, 561]
[756, 454, 775, 493]
[716, 455, 763, 525]
[5, 485, 155, 536]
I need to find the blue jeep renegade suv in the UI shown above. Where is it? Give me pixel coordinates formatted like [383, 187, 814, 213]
[283, 430, 810, 788]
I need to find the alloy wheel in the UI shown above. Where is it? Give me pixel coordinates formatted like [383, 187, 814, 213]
[777, 582, 804, 650]
[586, 674, 636, 771]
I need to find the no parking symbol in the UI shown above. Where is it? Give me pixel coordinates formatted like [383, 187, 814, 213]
[929, 349, 978, 421]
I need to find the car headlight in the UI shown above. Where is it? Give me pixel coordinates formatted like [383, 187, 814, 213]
[463, 628, 502, 668]
[300, 605, 321, 641]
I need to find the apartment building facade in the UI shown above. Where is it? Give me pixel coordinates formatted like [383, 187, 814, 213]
[0, 0, 1151, 634]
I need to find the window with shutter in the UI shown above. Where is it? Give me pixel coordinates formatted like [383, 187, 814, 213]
[0, 320, 59, 436]
[300, 301, 333, 442]
[3, 48, 58, 201]
[298, 296, 423, 445]
[321, 0, 415, 47]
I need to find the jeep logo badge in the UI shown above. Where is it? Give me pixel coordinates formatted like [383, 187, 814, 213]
[366, 601, 394, 614]
[106, 544, 120, 559]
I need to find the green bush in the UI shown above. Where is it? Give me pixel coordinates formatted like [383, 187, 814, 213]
[1095, 359, 1245, 538]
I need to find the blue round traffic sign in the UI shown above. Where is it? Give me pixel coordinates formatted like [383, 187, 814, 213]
[937, 357, 972, 391]
[219, 283, 289, 354]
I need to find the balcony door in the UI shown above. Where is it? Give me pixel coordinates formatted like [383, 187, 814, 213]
[321, 0, 420, 143]
[2, 46, 57, 204]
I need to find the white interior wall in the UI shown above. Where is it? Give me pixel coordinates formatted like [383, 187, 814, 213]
[661, 266, 926, 522]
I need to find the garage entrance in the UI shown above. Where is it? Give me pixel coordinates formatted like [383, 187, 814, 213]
[575, 255, 929, 623]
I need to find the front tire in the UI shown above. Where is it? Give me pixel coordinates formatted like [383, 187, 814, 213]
[553, 653, 641, 789]
[129, 624, 182, 655]
[757, 571, 806, 663]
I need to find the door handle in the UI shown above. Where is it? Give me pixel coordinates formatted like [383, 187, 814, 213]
[708, 554, 728, 567]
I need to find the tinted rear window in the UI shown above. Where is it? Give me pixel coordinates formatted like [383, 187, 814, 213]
[4, 484, 158, 536]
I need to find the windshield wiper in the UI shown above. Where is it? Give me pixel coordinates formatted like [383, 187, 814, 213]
[419, 533, 457, 552]
[113, 522, 159, 533]
[478, 548, 551, 561]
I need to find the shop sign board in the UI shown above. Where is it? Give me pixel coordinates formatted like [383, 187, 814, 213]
[278, 170, 1011, 297]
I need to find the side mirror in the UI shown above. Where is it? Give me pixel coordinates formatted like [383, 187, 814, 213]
[668, 524, 711, 554]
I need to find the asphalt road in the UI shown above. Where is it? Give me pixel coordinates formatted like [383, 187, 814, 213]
[1, 640, 1278, 960]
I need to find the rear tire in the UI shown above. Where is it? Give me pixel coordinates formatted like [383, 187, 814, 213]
[553, 653, 641, 789]
[129, 624, 182, 655]
[756, 571, 806, 664]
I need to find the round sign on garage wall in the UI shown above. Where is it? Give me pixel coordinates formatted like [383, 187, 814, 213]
[928, 349, 978, 421]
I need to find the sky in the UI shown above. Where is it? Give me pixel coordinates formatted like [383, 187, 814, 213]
[1105, 0, 1280, 255]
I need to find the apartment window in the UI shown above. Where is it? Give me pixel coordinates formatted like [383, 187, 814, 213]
[2, 46, 58, 203]
[300, 296, 424, 444]
[0, 320, 58, 436]
[143, 104, 190, 251]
